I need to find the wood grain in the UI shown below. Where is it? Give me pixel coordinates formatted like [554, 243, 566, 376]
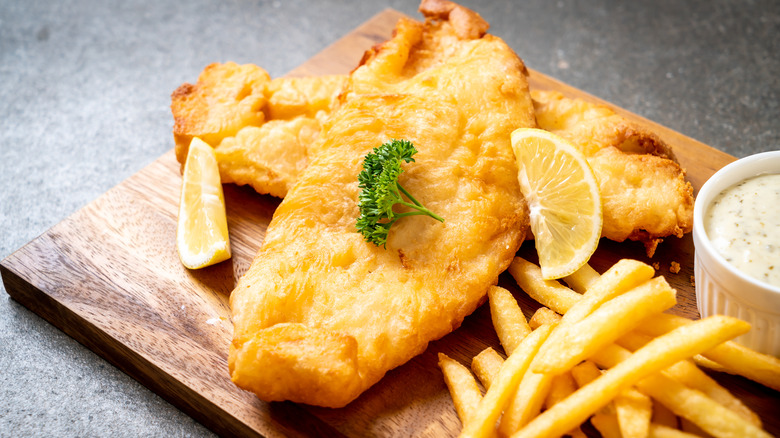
[2, 8, 777, 437]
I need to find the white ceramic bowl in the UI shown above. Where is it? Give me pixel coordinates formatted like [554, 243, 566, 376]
[693, 150, 780, 357]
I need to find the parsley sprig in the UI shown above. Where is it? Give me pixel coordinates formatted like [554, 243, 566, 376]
[356, 139, 444, 247]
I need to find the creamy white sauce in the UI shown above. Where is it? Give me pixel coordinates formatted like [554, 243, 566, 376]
[705, 173, 780, 287]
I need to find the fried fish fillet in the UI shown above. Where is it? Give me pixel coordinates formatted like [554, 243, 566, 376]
[532, 90, 694, 256]
[229, 0, 534, 407]
[171, 62, 346, 197]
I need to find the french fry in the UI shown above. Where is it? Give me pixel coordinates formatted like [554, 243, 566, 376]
[666, 360, 760, 427]
[534, 277, 677, 375]
[512, 257, 780, 392]
[510, 315, 751, 438]
[614, 387, 653, 438]
[635, 373, 771, 438]
[488, 286, 531, 355]
[508, 257, 582, 314]
[563, 262, 601, 293]
[562, 258, 655, 322]
[528, 307, 561, 329]
[571, 360, 603, 388]
[619, 331, 761, 426]
[593, 414, 702, 438]
[460, 324, 555, 438]
[498, 365, 554, 436]
[504, 271, 671, 434]
[647, 423, 702, 438]
[571, 360, 614, 416]
[438, 353, 482, 426]
[690, 354, 728, 373]
[591, 414, 626, 438]
[471, 347, 504, 390]
[544, 371, 577, 409]
[637, 313, 780, 392]
[544, 371, 588, 438]
[592, 339, 770, 438]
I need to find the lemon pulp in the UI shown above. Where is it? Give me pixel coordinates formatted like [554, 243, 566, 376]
[511, 128, 602, 279]
[177, 137, 231, 269]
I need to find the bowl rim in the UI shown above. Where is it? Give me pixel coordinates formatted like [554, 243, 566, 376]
[693, 150, 780, 295]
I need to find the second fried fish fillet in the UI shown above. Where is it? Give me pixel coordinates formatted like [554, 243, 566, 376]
[229, 0, 534, 408]
[532, 90, 694, 256]
[171, 63, 346, 197]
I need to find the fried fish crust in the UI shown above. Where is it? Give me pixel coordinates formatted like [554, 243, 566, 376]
[532, 90, 694, 256]
[171, 63, 346, 197]
[228, 2, 535, 408]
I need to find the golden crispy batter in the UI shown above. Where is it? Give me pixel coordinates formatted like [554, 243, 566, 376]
[171, 62, 269, 165]
[229, 3, 535, 408]
[532, 90, 694, 256]
[171, 63, 346, 197]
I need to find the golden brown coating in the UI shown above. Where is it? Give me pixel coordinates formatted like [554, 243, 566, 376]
[171, 62, 269, 165]
[532, 90, 694, 256]
[229, 9, 535, 407]
[171, 63, 346, 197]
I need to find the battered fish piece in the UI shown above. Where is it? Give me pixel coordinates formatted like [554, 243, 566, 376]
[229, 0, 535, 408]
[171, 62, 346, 197]
[532, 90, 694, 256]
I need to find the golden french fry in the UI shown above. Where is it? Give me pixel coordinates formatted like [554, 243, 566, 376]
[668, 360, 760, 427]
[497, 365, 554, 436]
[459, 324, 555, 438]
[438, 353, 481, 426]
[514, 257, 780, 392]
[544, 371, 577, 409]
[471, 347, 504, 390]
[591, 414, 625, 438]
[647, 422, 703, 438]
[614, 387, 653, 438]
[563, 262, 601, 293]
[638, 312, 780, 392]
[544, 371, 588, 438]
[488, 286, 531, 355]
[534, 277, 677, 374]
[508, 257, 581, 314]
[691, 354, 728, 372]
[593, 415, 702, 438]
[507, 264, 664, 432]
[635, 373, 771, 438]
[591, 336, 770, 438]
[528, 307, 561, 329]
[618, 331, 762, 427]
[571, 360, 603, 388]
[562, 258, 656, 323]
[570, 360, 615, 416]
[511, 315, 751, 438]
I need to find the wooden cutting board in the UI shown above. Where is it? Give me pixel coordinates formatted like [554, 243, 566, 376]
[2, 8, 777, 437]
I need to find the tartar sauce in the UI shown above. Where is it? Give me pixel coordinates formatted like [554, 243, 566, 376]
[705, 173, 780, 288]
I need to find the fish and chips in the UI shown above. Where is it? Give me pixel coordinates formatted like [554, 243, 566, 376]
[168, 0, 777, 434]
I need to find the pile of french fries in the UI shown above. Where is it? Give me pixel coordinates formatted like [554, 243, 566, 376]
[439, 257, 780, 438]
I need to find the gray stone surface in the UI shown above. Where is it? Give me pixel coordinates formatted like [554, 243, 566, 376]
[1, 0, 777, 436]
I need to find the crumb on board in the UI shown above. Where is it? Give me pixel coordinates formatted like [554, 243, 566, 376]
[670, 261, 681, 274]
[652, 262, 660, 271]
[690, 275, 696, 287]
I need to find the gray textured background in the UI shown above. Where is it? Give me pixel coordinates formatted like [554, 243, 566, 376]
[1, 0, 778, 436]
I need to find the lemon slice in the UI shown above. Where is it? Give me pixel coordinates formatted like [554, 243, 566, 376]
[511, 128, 602, 279]
[177, 137, 231, 269]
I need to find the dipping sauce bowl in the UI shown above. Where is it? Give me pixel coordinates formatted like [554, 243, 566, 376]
[693, 150, 780, 357]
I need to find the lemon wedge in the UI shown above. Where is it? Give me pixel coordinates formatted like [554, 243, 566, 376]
[511, 128, 602, 280]
[177, 137, 231, 269]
